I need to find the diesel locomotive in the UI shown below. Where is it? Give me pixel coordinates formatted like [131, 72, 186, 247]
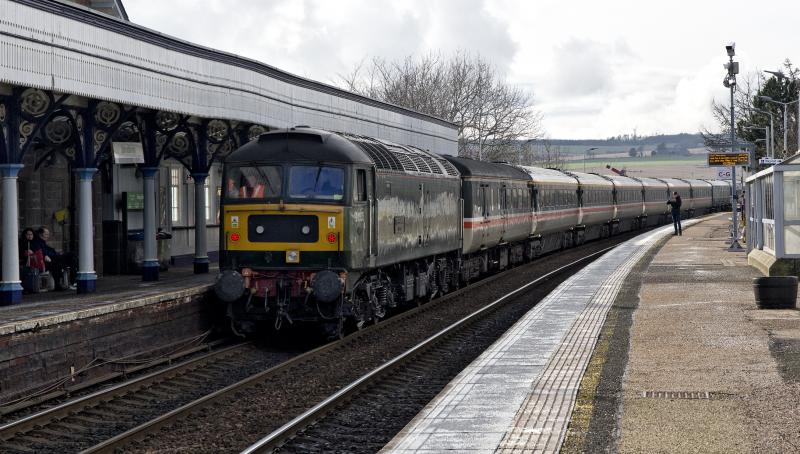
[214, 128, 731, 336]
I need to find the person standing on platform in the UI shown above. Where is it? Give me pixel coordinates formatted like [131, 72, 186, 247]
[667, 191, 682, 235]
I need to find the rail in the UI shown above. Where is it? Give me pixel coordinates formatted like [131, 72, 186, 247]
[242, 245, 616, 453]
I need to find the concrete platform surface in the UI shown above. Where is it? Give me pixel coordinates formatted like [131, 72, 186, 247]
[617, 215, 800, 453]
[0, 266, 215, 335]
[382, 220, 702, 454]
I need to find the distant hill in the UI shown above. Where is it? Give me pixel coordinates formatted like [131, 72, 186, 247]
[541, 133, 703, 147]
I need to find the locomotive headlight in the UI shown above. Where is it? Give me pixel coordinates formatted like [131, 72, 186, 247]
[301, 225, 311, 235]
[286, 250, 300, 263]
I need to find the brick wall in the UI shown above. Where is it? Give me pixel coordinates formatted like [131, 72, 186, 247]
[0, 292, 214, 403]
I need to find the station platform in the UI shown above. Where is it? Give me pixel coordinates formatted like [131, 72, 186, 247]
[0, 266, 214, 334]
[0, 267, 218, 406]
[383, 213, 800, 453]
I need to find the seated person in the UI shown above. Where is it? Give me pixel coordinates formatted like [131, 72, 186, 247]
[31, 227, 76, 290]
[19, 227, 45, 271]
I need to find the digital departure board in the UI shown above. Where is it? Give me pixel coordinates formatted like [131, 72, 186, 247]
[707, 153, 749, 166]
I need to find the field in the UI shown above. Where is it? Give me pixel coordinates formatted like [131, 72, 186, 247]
[563, 155, 719, 179]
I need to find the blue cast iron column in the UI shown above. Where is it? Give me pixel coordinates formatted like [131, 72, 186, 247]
[0, 164, 24, 305]
[192, 172, 209, 274]
[141, 167, 160, 281]
[75, 168, 98, 293]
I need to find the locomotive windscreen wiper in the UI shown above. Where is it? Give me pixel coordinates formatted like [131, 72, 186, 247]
[312, 166, 323, 193]
[250, 163, 276, 196]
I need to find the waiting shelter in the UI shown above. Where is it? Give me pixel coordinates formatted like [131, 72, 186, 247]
[746, 153, 800, 276]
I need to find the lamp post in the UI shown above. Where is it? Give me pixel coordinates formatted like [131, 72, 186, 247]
[583, 147, 598, 172]
[743, 107, 774, 158]
[743, 125, 769, 158]
[724, 42, 744, 251]
[759, 95, 799, 158]
[764, 69, 800, 154]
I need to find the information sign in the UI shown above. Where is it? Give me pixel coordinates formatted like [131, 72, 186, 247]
[758, 157, 782, 166]
[707, 153, 749, 166]
[126, 192, 144, 211]
[713, 168, 731, 178]
[113, 142, 144, 164]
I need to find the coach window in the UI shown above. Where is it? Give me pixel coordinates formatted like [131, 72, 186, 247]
[355, 169, 367, 202]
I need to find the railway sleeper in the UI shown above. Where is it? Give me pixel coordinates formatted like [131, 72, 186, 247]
[2, 441, 39, 453]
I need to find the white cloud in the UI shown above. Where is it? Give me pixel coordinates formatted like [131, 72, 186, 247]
[123, 0, 800, 139]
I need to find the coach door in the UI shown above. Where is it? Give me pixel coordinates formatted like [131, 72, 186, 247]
[352, 168, 370, 267]
[500, 184, 508, 240]
[480, 183, 490, 243]
[420, 182, 432, 247]
[367, 168, 377, 261]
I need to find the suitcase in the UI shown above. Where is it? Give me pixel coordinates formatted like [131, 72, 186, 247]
[21, 266, 41, 293]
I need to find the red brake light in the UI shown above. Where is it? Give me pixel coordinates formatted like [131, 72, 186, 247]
[230, 232, 240, 242]
[327, 232, 337, 243]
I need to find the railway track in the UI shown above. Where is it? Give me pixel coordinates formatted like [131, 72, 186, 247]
[0, 228, 655, 453]
[244, 248, 611, 453]
[80, 233, 637, 453]
[0, 342, 298, 453]
[0, 335, 229, 421]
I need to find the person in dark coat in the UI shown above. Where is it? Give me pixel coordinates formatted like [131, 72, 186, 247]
[666, 191, 682, 235]
[31, 227, 75, 290]
[19, 227, 44, 271]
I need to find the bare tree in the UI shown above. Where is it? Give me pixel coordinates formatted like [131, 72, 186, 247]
[702, 71, 759, 151]
[340, 52, 543, 161]
[514, 139, 566, 170]
[702, 59, 799, 158]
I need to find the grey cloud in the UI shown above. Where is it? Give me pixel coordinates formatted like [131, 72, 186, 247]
[551, 38, 613, 96]
[423, 0, 517, 73]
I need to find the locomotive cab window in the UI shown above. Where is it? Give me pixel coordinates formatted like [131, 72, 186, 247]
[288, 166, 345, 201]
[355, 169, 367, 202]
[226, 165, 282, 199]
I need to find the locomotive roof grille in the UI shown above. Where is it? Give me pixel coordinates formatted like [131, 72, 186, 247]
[410, 154, 433, 173]
[341, 133, 453, 175]
[359, 141, 404, 171]
[434, 157, 460, 176]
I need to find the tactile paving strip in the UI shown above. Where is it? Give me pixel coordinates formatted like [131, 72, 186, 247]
[382, 222, 698, 454]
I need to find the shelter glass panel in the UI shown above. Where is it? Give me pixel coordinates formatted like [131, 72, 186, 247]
[783, 171, 800, 222]
[785, 225, 800, 255]
[765, 222, 776, 251]
[764, 175, 774, 220]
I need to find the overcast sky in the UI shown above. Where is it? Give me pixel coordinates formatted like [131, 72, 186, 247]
[124, 0, 799, 140]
